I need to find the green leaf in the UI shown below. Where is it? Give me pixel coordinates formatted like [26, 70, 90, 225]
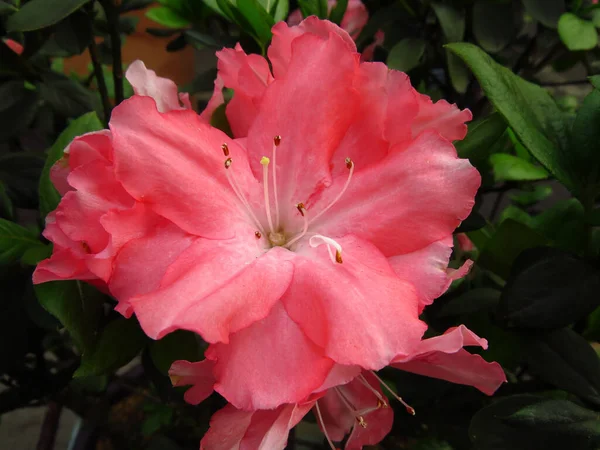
[472, 0, 515, 53]
[490, 154, 549, 182]
[522, 0, 565, 29]
[0, 182, 14, 220]
[34, 281, 105, 353]
[6, 0, 91, 31]
[447, 52, 470, 94]
[39, 112, 103, 218]
[436, 288, 501, 317]
[478, 219, 547, 279]
[431, 2, 465, 43]
[456, 112, 507, 161]
[0, 153, 44, 209]
[497, 247, 600, 331]
[456, 209, 487, 233]
[470, 395, 600, 450]
[210, 103, 233, 138]
[329, 0, 348, 25]
[75, 317, 147, 377]
[510, 185, 553, 206]
[387, 38, 426, 73]
[150, 330, 202, 374]
[39, 71, 96, 118]
[0, 1, 18, 15]
[272, 0, 289, 22]
[558, 13, 598, 51]
[298, 0, 327, 19]
[569, 89, 600, 201]
[145, 6, 190, 28]
[237, 0, 275, 47]
[532, 199, 586, 253]
[526, 328, 600, 406]
[54, 10, 93, 55]
[0, 218, 45, 265]
[446, 43, 572, 190]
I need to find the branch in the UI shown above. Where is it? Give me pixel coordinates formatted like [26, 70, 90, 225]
[36, 402, 63, 450]
[100, 0, 124, 105]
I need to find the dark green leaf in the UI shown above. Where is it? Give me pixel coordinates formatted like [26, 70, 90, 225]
[558, 13, 598, 51]
[478, 219, 547, 278]
[329, 0, 348, 25]
[298, 0, 327, 19]
[0, 81, 40, 140]
[569, 89, 600, 201]
[150, 330, 202, 374]
[39, 111, 103, 218]
[532, 199, 586, 253]
[120, 0, 154, 13]
[39, 72, 96, 117]
[75, 317, 147, 377]
[0, 1, 17, 15]
[34, 281, 105, 353]
[0, 182, 14, 220]
[54, 10, 92, 55]
[210, 103, 233, 138]
[447, 52, 470, 94]
[456, 112, 507, 162]
[522, 0, 565, 29]
[237, 0, 275, 47]
[146, 6, 190, 28]
[456, 209, 487, 233]
[472, 0, 515, 53]
[272, 0, 289, 22]
[6, 0, 91, 32]
[470, 395, 600, 450]
[431, 2, 465, 43]
[436, 288, 501, 317]
[446, 43, 572, 190]
[0, 153, 44, 209]
[387, 38, 426, 72]
[510, 185, 553, 206]
[526, 328, 600, 406]
[490, 154, 549, 182]
[497, 247, 600, 330]
[0, 219, 45, 264]
[590, 75, 600, 91]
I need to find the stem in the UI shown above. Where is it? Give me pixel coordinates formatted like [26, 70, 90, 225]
[513, 34, 537, 75]
[36, 401, 63, 450]
[489, 190, 506, 222]
[88, 35, 111, 126]
[100, 0, 124, 105]
[531, 41, 562, 74]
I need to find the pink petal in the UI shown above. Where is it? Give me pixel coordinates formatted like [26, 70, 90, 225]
[3, 38, 24, 55]
[206, 303, 334, 410]
[447, 259, 474, 282]
[110, 96, 261, 239]
[125, 60, 190, 113]
[33, 248, 95, 284]
[456, 233, 475, 252]
[312, 131, 481, 257]
[200, 404, 254, 450]
[392, 326, 507, 395]
[412, 94, 472, 142]
[168, 359, 215, 405]
[314, 364, 362, 393]
[269, 17, 356, 79]
[283, 235, 426, 369]
[246, 30, 360, 227]
[199, 75, 225, 123]
[360, 30, 385, 62]
[128, 238, 293, 343]
[340, 0, 369, 39]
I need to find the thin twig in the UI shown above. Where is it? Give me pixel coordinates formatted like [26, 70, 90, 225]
[100, 0, 124, 105]
[36, 401, 63, 450]
[88, 38, 111, 125]
[513, 34, 537, 75]
[489, 190, 506, 222]
[539, 79, 591, 87]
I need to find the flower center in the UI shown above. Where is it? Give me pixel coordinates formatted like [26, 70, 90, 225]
[221, 136, 354, 264]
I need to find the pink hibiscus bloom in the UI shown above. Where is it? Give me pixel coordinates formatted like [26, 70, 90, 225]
[171, 326, 505, 449]
[288, 0, 369, 40]
[34, 17, 482, 413]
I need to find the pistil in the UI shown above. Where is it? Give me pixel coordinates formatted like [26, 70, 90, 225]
[309, 157, 354, 226]
[272, 136, 281, 230]
[260, 156, 276, 234]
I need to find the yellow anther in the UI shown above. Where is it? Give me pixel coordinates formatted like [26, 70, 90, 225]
[296, 203, 306, 216]
[260, 156, 270, 166]
[224, 158, 232, 169]
[345, 157, 353, 170]
[335, 250, 343, 264]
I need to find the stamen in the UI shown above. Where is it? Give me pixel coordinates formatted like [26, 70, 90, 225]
[224, 158, 265, 235]
[255, 231, 262, 239]
[284, 203, 308, 249]
[272, 136, 281, 230]
[358, 374, 388, 408]
[260, 156, 275, 234]
[309, 235, 343, 264]
[314, 401, 338, 450]
[221, 143, 230, 156]
[370, 371, 416, 416]
[309, 157, 355, 226]
[334, 387, 367, 428]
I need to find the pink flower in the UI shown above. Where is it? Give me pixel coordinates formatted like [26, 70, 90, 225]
[171, 325, 506, 449]
[3, 38, 24, 55]
[34, 18, 480, 413]
[288, 0, 369, 40]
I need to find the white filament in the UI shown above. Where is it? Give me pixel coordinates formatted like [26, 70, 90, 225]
[272, 141, 280, 230]
[314, 401, 337, 450]
[309, 234, 343, 264]
[308, 161, 355, 226]
[261, 158, 275, 234]
[224, 164, 265, 235]
[284, 206, 308, 249]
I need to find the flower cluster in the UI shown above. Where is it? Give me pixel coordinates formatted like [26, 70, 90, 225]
[34, 17, 505, 450]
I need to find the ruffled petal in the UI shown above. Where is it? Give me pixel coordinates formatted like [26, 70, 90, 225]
[340, 0, 369, 39]
[128, 238, 293, 343]
[312, 131, 481, 256]
[110, 96, 261, 239]
[392, 326, 507, 395]
[199, 75, 225, 123]
[206, 303, 334, 410]
[169, 359, 215, 405]
[125, 60, 190, 113]
[283, 235, 426, 369]
[246, 29, 360, 227]
[269, 17, 356, 79]
[412, 94, 472, 142]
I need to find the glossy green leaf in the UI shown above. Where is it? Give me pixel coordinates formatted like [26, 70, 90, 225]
[510, 185, 553, 206]
[237, 0, 275, 47]
[522, 0, 565, 29]
[472, 0, 514, 53]
[0, 219, 45, 265]
[490, 154, 549, 182]
[436, 288, 501, 317]
[150, 330, 202, 374]
[456, 112, 507, 161]
[272, 0, 289, 22]
[39, 112, 103, 218]
[329, 0, 348, 25]
[431, 2, 465, 43]
[298, 0, 327, 19]
[6, 0, 91, 32]
[39, 72, 96, 118]
[146, 6, 190, 28]
[75, 317, 147, 377]
[34, 281, 105, 353]
[387, 38, 426, 72]
[558, 13, 598, 51]
[446, 43, 572, 190]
